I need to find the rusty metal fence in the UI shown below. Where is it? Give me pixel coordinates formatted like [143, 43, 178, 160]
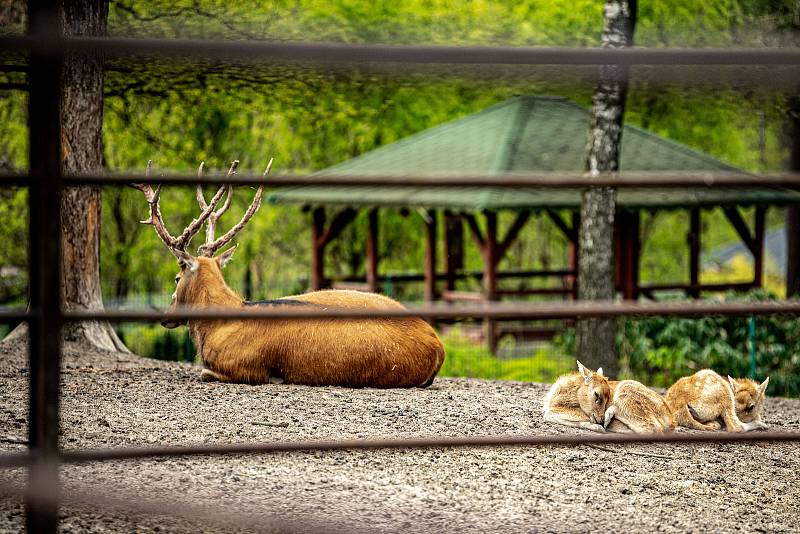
[2, 1, 800, 532]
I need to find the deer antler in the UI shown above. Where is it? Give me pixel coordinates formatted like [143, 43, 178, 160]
[196, 158, 273, 257]
[133, 160, 227, 253]
[196, 160, 236, 246]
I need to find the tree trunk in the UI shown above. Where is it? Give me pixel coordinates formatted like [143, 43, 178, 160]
[58, 0, 127, 351]
[5, 0, 126, 351]
[786, 96, 800, 298]
[575, 0, 637, 377]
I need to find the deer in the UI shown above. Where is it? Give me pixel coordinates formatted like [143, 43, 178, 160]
[133, 159, 445, 388]
[602, 380, 675, 434]
[543, 360, 611, 433]
[665, 369, 768, 432]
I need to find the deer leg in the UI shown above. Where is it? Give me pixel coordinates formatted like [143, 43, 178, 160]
[200, 368, 232, 383]
[674, 403, 721, 431]
[544, 407, 606, 433]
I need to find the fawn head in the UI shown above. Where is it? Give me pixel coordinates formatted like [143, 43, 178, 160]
[728, 375, 769, 423]
[576, 360, 611, 425]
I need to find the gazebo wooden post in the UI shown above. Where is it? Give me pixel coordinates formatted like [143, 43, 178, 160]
[723, 206, 767, 291]
[366, 208, 379, 293]
[754, 206, 766, 288]
[311, 207, 326, 291]
[619, 210, 641, 300]
[567, 212, 579, 299]
[424, 209, 438, 303]
[688, 209, 701, 298]
[483, 211, 499, 353]
[309, 206, 359, 291]
[444, 210, 464, 291]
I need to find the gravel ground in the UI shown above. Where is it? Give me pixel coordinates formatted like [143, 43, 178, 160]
[0, 337, 798, 533]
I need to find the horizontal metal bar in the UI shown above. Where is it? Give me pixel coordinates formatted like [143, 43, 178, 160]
[0, 430, 797, 469]
[4, 171, 800, 188]
[2, 35, 800, 66]
[61, 300, 800, 322]
[0, 310, 31, 321]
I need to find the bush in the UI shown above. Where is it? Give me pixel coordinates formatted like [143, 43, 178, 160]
[557, 290, 800, 397]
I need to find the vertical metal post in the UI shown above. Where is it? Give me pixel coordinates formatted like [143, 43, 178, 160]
[26, 0, 63, 532]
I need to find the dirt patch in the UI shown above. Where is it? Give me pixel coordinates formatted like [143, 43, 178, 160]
[1, 339, 798, 533]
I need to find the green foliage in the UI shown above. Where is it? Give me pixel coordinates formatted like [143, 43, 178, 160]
[116, 323, 196, 362]
[557, 290, 800, 397]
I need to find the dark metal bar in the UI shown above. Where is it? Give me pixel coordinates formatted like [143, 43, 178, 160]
[5, 171, 800, 188]
[336, 268, 574, 284]
[46, 170, 800, 188]
[0, 310, 33, 321]
[2, 35, 800, 66]
[0, 430, 798, 470]
[26, 0, 63, 532]
[754, 206, 766, 287]
[59, 299, 800, 322]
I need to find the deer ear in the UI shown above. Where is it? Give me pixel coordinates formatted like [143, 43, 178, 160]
[216, 244, 238, 268]
[596, 367, 604, 377]
[173, 250, 199, 272]
[576, 360, 592, 384]
[758, 376, 770, 396]
[727, 375, 738, 391]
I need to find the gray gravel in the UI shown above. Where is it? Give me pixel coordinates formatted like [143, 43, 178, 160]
[1, 337, 798, 533]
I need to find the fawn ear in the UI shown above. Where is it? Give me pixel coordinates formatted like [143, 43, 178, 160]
[727, 375, 738, 391]
[576, 360, 592, 384]
[216, 244, 238, 269]
[173, 250, 199, 273]
[758, 376, 770, 396]
[596, 367, 604, 377]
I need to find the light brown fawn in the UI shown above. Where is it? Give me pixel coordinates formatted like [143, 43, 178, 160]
[135, 160, 445, 387]
[603, 380, 675, 434]
[543, 361, 611, 433]
[665, 369, 768, 432]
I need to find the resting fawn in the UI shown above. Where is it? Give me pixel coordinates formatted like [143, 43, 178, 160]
[665, 369, 768, 432]
[603, 380, 675, 434]
[543, 361, 611, 433]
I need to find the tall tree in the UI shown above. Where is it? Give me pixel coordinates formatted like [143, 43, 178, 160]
[576, 0, 637, 377]
[60, 0, 127, 351]
[4, 0, 127, 352]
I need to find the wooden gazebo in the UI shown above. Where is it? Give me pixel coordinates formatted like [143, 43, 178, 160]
[268, 96, 800, 351]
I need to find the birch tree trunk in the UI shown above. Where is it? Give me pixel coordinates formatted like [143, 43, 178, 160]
[576, 0, 637, 377]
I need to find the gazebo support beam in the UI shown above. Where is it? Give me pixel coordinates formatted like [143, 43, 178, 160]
[723, 206, 766, 288]
[309, 207, 358, 291]
[444, 211, 464, 291]
[688, 209, 701, 298]
[423, 209, 438, 303]
[366, 208, 379, 292]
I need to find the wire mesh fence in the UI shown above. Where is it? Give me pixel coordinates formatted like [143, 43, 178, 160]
[2, 2, 800, 532]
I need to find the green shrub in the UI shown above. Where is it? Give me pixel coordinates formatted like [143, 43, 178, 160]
[556, 290, 800, 397]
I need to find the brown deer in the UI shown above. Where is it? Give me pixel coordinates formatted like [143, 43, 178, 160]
[665, 369, 768, 432]
[134, 160, 445, 388]
[542, 360, 611, 433]
[603, 380, 675, 434]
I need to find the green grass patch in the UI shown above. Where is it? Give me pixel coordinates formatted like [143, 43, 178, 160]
[439, 327, 572, 383]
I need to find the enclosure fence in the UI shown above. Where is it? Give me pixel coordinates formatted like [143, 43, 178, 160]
[1, 1, 800, 532]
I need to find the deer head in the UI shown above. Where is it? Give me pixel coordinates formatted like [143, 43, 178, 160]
[133, 159, 273, 327]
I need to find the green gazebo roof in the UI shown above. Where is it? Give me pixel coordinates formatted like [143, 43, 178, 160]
[268, 96, 799, 211]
